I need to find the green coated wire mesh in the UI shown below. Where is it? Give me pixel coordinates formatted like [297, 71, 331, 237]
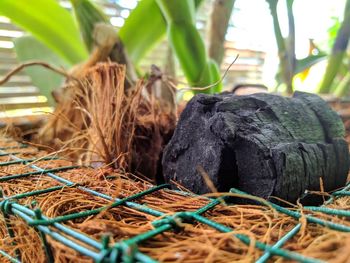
[0, 137, 350, 263]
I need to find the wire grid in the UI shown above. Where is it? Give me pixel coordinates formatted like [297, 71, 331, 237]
[0, 140, 349, 263]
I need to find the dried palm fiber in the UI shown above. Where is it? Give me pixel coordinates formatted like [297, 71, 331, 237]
[37, 62, 176, 180]
[32, 22, 176, 180]
[1, 139, 350, 262]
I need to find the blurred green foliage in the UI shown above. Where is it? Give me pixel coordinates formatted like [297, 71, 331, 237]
[0, 0, 221, 101]
[1, 0, 350, 97]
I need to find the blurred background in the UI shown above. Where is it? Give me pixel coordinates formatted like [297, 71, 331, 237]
[0, 0, 348, 118]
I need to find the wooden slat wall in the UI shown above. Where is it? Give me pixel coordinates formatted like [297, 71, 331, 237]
[0, 17, 44, 112]
[0, 0, 265, 114]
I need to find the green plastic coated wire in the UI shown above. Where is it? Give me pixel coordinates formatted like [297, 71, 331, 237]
[28, 184, 170, 226]
[304, 206, 350, 217]
[0, 165, 80, 182]
[256, 224, 302, 263]
[0, 156, 59, 167]
[0, 142, 349, 263]
[0, 250, 21, 263]
[230, 188, 350, 232]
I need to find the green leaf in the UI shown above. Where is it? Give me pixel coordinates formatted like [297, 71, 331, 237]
[14, 36, 69, 106]
[156, 0, 221, 93]
[0, 0, 88, 64]
[207, 59, 222, 93]
[119, 0, 166, 64]
[70, 0, 108, 52]
[120, 0, 204, 65]
[295, 54, 327, 74]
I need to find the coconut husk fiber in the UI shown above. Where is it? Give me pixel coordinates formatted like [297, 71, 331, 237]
[2, 61, 350, 262]
[36, 62, 176, 181]
[1, 138, 350, 263]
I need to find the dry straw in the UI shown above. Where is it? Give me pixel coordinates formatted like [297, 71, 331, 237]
[0, 139, 350, 263]
[1, 62, 350, 262]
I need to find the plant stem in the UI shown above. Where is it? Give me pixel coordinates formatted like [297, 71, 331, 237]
[266, 0, 296, 93]
[156, 0, 222, 93]
[334, 72, 350, 97]
[286, 0, 296, 93]
[208, 0, 235, 66]
[319, 0, 350, 94]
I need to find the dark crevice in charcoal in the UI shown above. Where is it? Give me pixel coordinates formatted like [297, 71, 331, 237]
[217, 146, 239, 192]
[162, 92, 350, 205]
[317, 144, 328, 189]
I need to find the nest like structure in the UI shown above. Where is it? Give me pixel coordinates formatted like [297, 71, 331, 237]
[37, 62, 176, 181]
[0, 138, 350, 263]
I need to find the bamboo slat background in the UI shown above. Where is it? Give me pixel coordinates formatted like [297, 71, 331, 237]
[0, 0, 266, 114]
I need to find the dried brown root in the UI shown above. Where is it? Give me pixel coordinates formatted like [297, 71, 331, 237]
[37, 62, 176, 181]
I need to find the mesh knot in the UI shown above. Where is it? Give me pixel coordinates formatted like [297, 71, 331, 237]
[0, 199, 14, 215]
[95, 235, 112, 263]
[105, 242, 138, 263]
[152, 212, 194, 232]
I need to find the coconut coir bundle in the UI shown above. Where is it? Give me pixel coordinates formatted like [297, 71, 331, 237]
[1, 139, 350, 262]
[37, 62, 175, 181]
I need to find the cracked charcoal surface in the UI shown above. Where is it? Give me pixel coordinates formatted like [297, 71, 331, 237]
[162, 92, 350, 205]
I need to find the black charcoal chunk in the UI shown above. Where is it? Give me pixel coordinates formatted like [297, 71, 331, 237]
[162, 92, 349, 205]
